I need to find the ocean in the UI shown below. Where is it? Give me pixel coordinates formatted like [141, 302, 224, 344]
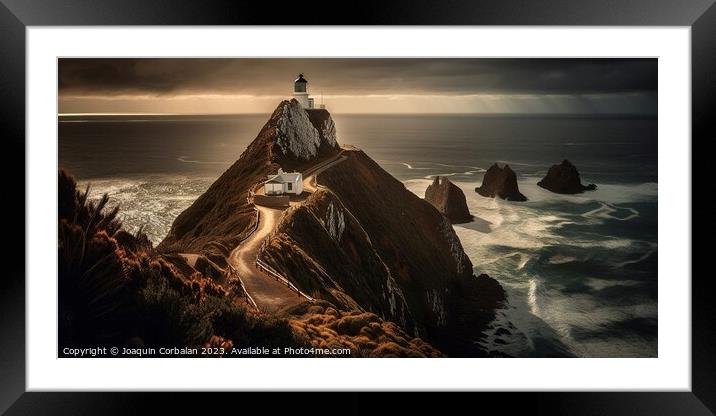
[59, 113, 658, 358]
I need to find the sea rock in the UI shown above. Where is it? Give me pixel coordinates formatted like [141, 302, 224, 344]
[475, 163, 527, 201]
[424, 176, 473, 224]
[537, 159, 597, 194]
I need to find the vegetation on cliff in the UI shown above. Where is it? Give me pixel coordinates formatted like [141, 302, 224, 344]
[59, 168, 440, 357]
[59, 169, 298, 353]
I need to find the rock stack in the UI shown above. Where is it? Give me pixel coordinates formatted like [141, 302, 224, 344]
[425, 176, 473, 224]
[475, 163, 527, 201]
[537, 160, 597, 194]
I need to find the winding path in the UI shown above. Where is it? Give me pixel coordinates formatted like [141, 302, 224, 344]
[226, 150, 347, 313]
[302, 152, 348, 193]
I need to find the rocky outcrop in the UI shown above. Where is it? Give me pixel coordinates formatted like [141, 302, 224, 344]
[158, 99, 340, 257]
[475, 163, 527, 201]
[537, 159, 597, 194]
[306, 108, 339, 153]
[273, 101, 338, 161]
[424, 176, 473, 224]
[274, 101, 321, 160]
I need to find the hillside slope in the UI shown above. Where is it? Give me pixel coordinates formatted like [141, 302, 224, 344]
[158, 99, 339, 260]
[261, 150, 506, 355]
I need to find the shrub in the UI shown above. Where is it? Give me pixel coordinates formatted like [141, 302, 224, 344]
[58, 222, 135, 347]
[136, 276, 213, 348]
[205, 296, 302, 351]
[58, 169, 134, 347]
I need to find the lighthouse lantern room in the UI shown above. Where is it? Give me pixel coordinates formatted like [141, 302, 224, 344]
[293, 73, 315, 109]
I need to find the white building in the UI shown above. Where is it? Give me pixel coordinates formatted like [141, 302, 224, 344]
[264, 168, 303, 195]
[293, 73, 327, 110]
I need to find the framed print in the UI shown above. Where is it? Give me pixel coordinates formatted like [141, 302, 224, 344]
[2, 0, 715, 414]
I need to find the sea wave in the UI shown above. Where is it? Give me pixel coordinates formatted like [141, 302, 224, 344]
[405, 176, 657, 357]
[80, 176, 212, 245]
[399, 162, 431, 170]
[435, 162, 485, 171]
[582, 202, 639, 222]
[177, 156, 228, 165]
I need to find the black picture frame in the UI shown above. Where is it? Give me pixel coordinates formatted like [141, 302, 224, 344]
[1, 0, 714, 414]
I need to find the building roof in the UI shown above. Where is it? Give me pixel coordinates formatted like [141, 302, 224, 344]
[266, 169, 302, 184]
[294, 73, 308, 83]
[265, 177, 285, 185]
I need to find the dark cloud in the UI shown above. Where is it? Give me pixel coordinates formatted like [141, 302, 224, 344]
[58, 58, 657, 96]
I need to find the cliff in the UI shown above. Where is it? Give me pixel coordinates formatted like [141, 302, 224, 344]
[424, 176, 473, 224]
[475, 163, 527, 201]
[261, 149, 506, 356]
[158, 99, 339, 259]
[261, 187, 416, 330]
[537, 159, 597, 194]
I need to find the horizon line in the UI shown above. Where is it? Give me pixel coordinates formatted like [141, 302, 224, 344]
[58, 112, 657, 117]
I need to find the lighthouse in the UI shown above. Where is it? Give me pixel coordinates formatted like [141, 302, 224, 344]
[293, 73, 315, 109]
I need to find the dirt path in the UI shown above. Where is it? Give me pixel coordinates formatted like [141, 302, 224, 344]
[224, 150, 347, 314]
[303, 152, 347, 193]
[228, 206, 305, 313]
[180, 253, 199, 268]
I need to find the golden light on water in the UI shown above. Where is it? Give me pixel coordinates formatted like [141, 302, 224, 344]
[59, 92, 655, 115]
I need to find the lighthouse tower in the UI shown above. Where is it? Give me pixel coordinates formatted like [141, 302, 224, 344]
[293, 73, 315, 109]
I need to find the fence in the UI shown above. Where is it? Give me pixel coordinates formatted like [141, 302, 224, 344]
[255, 258, 315, 302]
[226, 263, 260, 312]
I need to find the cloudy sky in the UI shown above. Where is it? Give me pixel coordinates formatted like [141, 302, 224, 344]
[58, 58, 657, 115]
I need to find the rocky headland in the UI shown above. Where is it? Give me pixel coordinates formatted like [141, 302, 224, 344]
[59, 99, 508, 357]
[160, 99, 507, 356]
